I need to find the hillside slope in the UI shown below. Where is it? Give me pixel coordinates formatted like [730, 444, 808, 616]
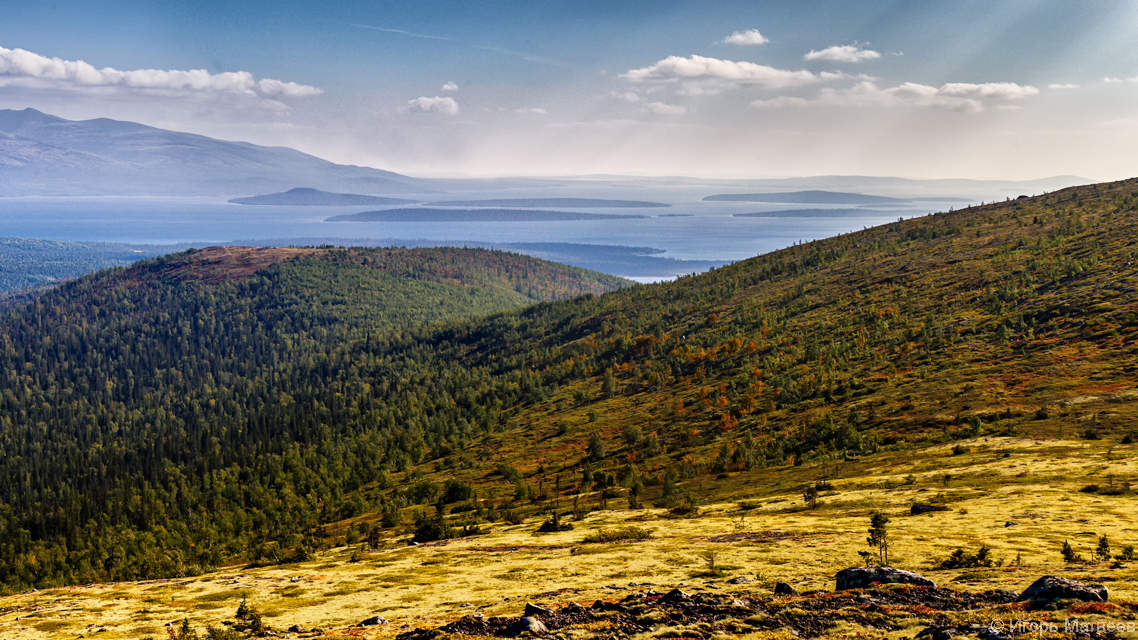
[0, 179, 1136, 596]
[0, 247, 627, 589]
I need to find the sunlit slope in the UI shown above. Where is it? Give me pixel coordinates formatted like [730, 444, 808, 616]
[390, 179, 1138, 502]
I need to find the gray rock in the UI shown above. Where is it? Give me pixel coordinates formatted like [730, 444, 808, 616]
[726, 576, 753, 584]
[773, 582, 798, 596]
[524, 602, 554, 618]
[1019, 576, 1108, 603]
[506, 616, 549, 636]
[835, 566, 935, 590]
[660, 588, 690, 603]
[359, 616, 389, 626]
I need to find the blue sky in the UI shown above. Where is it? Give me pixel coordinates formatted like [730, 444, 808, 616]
[2, 1, 1137, 178]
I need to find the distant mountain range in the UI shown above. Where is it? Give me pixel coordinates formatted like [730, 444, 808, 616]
[704, 190, 906, 204]
[0, 108, 1095, 201]
[0, 108, 426, 196]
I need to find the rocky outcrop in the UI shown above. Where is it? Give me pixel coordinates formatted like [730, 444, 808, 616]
[1019, 576, 1108, 603]
[506, 616, 549, 636]
[835, 566, 935, 590]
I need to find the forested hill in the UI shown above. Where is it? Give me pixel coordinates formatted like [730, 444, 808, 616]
[2, 179, 1138, 592]
[0, 246, 626, 590]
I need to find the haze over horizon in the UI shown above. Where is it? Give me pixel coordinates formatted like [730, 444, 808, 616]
[1, 1, 1135, 181]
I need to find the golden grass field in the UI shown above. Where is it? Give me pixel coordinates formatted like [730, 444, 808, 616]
[4, 435, 1135, 639]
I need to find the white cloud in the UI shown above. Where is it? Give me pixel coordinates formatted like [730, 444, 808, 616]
[610, 90, 641, 103]
[751, 79, 1038, 113]
[938, 82, 1039, 100]
[803, 45, 881, 63]
[644, 101, 686, 115]
[1103, 76, 1138, 84]
[0, 44, 322, 98]
[622, 54, 820, 89]
[1048, 83, 1079, 90]
[722, 29, 769, 46]
[750, 95, 811, 109]
[514, 107, 547, 114]
[405, 95, 459, 115]
[441, 81, 459, 92]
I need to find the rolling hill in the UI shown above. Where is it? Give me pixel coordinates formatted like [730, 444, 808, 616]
[0, 177, 1136, 609]
[0, 108, 426, 196]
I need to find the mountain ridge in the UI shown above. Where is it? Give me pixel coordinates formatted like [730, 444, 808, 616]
[0, 108, 426, 196]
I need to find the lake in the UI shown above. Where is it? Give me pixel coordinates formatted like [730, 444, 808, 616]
[0, 194, 957, 278]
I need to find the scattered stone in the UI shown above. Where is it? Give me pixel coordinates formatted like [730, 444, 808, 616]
[591, 599, 627, 612]
[359, 616, 389, 626]
[726, 576, 752, 584]
[917, 624, 1001, 640]
[660, 588, 691, 604]
[505, 616, 549, 636]
[911, 503, 951, 515]
[1019, 576, 1108, 603]
[773, 582, 798, 596]
[524, 602, 554, 618]
[287, 625, 303, 633]
[835, 566, 935, 590]
[1004, 521, 1018, 527]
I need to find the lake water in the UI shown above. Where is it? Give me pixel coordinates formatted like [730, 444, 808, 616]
[0, 195, 957, 277]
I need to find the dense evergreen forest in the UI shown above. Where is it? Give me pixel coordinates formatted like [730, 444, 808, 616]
[0, 246, 627, 590]
[1, 180, 1137, 592]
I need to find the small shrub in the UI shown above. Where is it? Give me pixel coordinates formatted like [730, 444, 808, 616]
[536, 512, 573, 533]
[1116, 545, 1135, 561]
[581, 526, 653, 543]
[1095, 535, 1111, 562]
[937, 545, 993, 569]
[1061, 540, 1082, 563]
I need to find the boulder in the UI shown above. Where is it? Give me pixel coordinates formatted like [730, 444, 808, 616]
[726, 576, 753, 585]
[911, 503, 950, 515]
[660, 588, 691, 603]
[506, 616, 549, 636]
[523, 602, 553, 618]
[773, 582, 798, 596]
[1019, 576, 1108, 603]
[359, 616, 389, 626]
[835, 566, 935, 590]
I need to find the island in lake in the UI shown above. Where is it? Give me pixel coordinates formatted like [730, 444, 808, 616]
[734, 208, 914, 218]
[704, 190, 906, 204]
[229, 187, 418, 206]
[327, 208, 649, 222]
[428, 197, 670, 208]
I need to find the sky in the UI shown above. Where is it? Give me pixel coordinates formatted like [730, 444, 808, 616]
[1, 0, 1137, 180]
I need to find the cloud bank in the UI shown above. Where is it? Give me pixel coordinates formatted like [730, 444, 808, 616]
[0, 45, 322, 97]
[623, 54, 819, 89]
[751, 80, 1039, 113]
